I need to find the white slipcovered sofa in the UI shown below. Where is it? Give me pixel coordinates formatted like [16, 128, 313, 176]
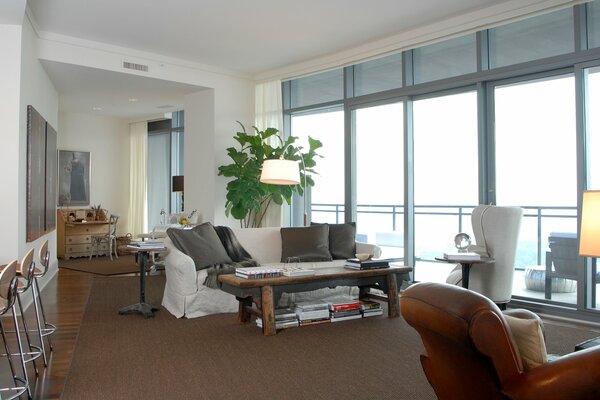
[161, 227, 381, 319]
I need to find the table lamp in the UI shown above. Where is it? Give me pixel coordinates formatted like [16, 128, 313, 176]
[260, 153, 308, 226]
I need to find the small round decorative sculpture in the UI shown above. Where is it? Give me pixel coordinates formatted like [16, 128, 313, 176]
[454, 233, 471, 253]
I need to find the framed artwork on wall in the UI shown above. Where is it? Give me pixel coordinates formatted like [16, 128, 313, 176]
[58, 150, 91, 207]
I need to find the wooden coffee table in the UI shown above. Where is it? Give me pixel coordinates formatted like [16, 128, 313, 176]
[218, 264, 412, 336]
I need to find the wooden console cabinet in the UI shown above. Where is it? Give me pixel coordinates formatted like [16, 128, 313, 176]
[57, 209, 110, 259]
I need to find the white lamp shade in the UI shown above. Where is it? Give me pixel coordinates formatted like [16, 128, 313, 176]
[579, 190, 600, 257]
[260, 159, 300, 185]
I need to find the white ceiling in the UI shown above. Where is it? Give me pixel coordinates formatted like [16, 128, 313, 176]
[24, 0, 517, 119]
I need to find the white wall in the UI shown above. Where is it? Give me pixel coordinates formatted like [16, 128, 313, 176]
[0, 24, 23, 262]
[58, 112, 130, 235]
[0, 16, 60, 306]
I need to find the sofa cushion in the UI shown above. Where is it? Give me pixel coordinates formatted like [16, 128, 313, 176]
[312, 222, 356, 260]
[280, 225, 333, 262]
[167, 222, 232, 270]
[504, 314, 548, 370]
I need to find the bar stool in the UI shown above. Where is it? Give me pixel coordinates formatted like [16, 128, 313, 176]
[14, 249, 43, 373]
[0, 260, 31, 399]
[32, 240, 56, 362]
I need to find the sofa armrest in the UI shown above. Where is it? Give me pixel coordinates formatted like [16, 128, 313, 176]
[502, 347, 600, 400]
[164, 237, 199, 295]
[356, 242, 382, 258]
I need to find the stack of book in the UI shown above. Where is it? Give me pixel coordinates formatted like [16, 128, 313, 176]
[359, 299, 384, 317]
[235, 266, 282, 279]
[442, 252, 481, 261]
[327, 296, 362, 322]
[294, 300, 331, 326]
[256, 307, 299, 330]
[344, 258, 390, 270]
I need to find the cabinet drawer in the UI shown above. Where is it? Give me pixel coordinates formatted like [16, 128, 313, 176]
[66, 235, 93, 245]
[66, 224, 109, 235]
[66, 243, 109, 254]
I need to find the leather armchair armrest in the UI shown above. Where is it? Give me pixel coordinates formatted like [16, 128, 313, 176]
[502, 347, 600, 400]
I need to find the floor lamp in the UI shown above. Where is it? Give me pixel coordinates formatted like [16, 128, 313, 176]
[577, 190, 600, 348]
[260, 156, 308, 226]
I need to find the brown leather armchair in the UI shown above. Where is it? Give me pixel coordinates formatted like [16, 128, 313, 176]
[400, 282, 600, 400]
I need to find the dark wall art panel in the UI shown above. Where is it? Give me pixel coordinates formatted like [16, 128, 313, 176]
[26, 105, 58, 242]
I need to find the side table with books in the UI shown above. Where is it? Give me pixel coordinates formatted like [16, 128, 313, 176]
[436, 252, 494, 289]
[119, 242, 166, 318]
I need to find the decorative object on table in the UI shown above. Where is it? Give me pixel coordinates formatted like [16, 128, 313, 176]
[454, 232, 471, 252]
[217, 121, 322, 228]
[58, 150, 90, 207]
[355, 253, 371, 261]
[159, 208, 166, 225]
[91, 204, 103, 220]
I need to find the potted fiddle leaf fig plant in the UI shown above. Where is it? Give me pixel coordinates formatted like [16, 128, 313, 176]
[218, 121, 322, 228]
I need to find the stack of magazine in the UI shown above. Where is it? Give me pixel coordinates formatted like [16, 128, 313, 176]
[344, 258, 390, 270]
[359, 299, 383, 317]
[294, 300, 331, 326]
[256, 308, 299, 330]
[327, 296, 362, 322]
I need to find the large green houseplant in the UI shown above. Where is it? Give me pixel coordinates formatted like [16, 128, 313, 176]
[218, 122, 322, 228]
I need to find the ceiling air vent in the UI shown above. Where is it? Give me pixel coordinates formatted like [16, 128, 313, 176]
[123, 61, 148, 72]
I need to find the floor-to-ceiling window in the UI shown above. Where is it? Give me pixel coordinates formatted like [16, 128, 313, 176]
[354, 102, 404, 259]
[291, 109, 344, 225]
[282, 2, 600, 322]
[413, 91, 478, 282]
[493, 74, 577, 304]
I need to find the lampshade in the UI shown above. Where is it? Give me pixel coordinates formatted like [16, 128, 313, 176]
[579, 190, 600, 257]
[260, 159, 300, 185]
[172, 175, 184, 192]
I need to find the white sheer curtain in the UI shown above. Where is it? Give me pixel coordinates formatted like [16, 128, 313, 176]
[255, 80, 283, 132]
[255, 80, 284, 227]
[128, 121, 148, 236]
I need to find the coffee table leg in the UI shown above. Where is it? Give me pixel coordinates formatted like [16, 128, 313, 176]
[386, 274, 400, 318]
[237, 297, 253, 323]
[261, 285, 276, 336]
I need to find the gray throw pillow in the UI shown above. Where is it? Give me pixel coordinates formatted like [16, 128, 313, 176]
[167, 222, 232, 270]
[280, 225, 333, 262]
[313, 222, 357, 260]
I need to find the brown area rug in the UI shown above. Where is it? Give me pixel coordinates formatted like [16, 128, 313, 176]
[59, 255, 139, 275]
[61, 277, 600, 400]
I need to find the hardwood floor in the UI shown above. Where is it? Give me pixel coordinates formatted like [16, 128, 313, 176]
[0, 268, 93, 399]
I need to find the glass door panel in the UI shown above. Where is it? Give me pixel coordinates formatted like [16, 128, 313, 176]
[292, 110, 344, 224]
[355, 102, 404, 259]
[413, 91, 478, 282]
[494, 74, 577, 304]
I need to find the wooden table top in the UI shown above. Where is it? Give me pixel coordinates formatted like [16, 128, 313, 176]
[218, 264, 413, 288]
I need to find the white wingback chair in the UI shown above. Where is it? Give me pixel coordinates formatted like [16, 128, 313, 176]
[447, 205, 523, 306]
